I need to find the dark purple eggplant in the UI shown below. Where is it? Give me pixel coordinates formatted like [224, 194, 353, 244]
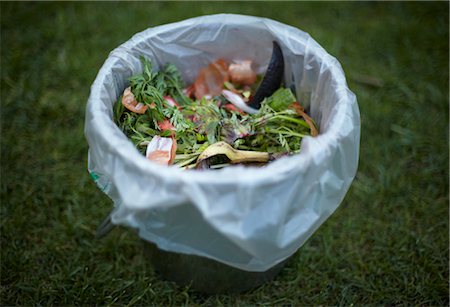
[248, 41, 285, 109]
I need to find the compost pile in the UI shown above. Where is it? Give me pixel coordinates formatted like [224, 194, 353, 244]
[114, 42, 318, 169]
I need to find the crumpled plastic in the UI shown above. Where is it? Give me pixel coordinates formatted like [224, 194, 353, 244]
[84, 14, 360, 272]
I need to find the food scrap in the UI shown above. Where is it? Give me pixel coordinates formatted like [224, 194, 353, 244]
[114, 42, 318, 169]
[146, 135, 177, 165]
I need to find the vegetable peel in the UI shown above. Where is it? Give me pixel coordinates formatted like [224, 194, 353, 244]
[289, 102, 318, 137]
[122, 87, 148, 114]
[196, 141, 270, 169]
[146, 136, 177, 165]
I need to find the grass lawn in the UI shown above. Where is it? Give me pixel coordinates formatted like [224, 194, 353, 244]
[1, 2, 448, 305]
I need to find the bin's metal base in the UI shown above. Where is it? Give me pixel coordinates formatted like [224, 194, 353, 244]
[142, 241, 288, 294]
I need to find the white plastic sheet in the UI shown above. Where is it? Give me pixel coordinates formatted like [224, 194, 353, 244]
[85, 14, 360, 272]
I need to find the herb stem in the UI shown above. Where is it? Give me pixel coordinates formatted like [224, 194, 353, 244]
[267, 115, 311, 129]
[265, 128, 307, 138]
[175, 155, 199, 168]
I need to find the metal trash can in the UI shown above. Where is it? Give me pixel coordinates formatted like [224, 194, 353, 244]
[142, 240, 289, 294]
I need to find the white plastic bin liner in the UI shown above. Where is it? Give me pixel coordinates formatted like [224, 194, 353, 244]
[85, 14, 360, 272]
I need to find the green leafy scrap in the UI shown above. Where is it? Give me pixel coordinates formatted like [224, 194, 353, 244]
[265, 87, 297, 111]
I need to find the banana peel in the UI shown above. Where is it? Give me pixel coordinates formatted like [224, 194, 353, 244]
[196, 141, 270, 169]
